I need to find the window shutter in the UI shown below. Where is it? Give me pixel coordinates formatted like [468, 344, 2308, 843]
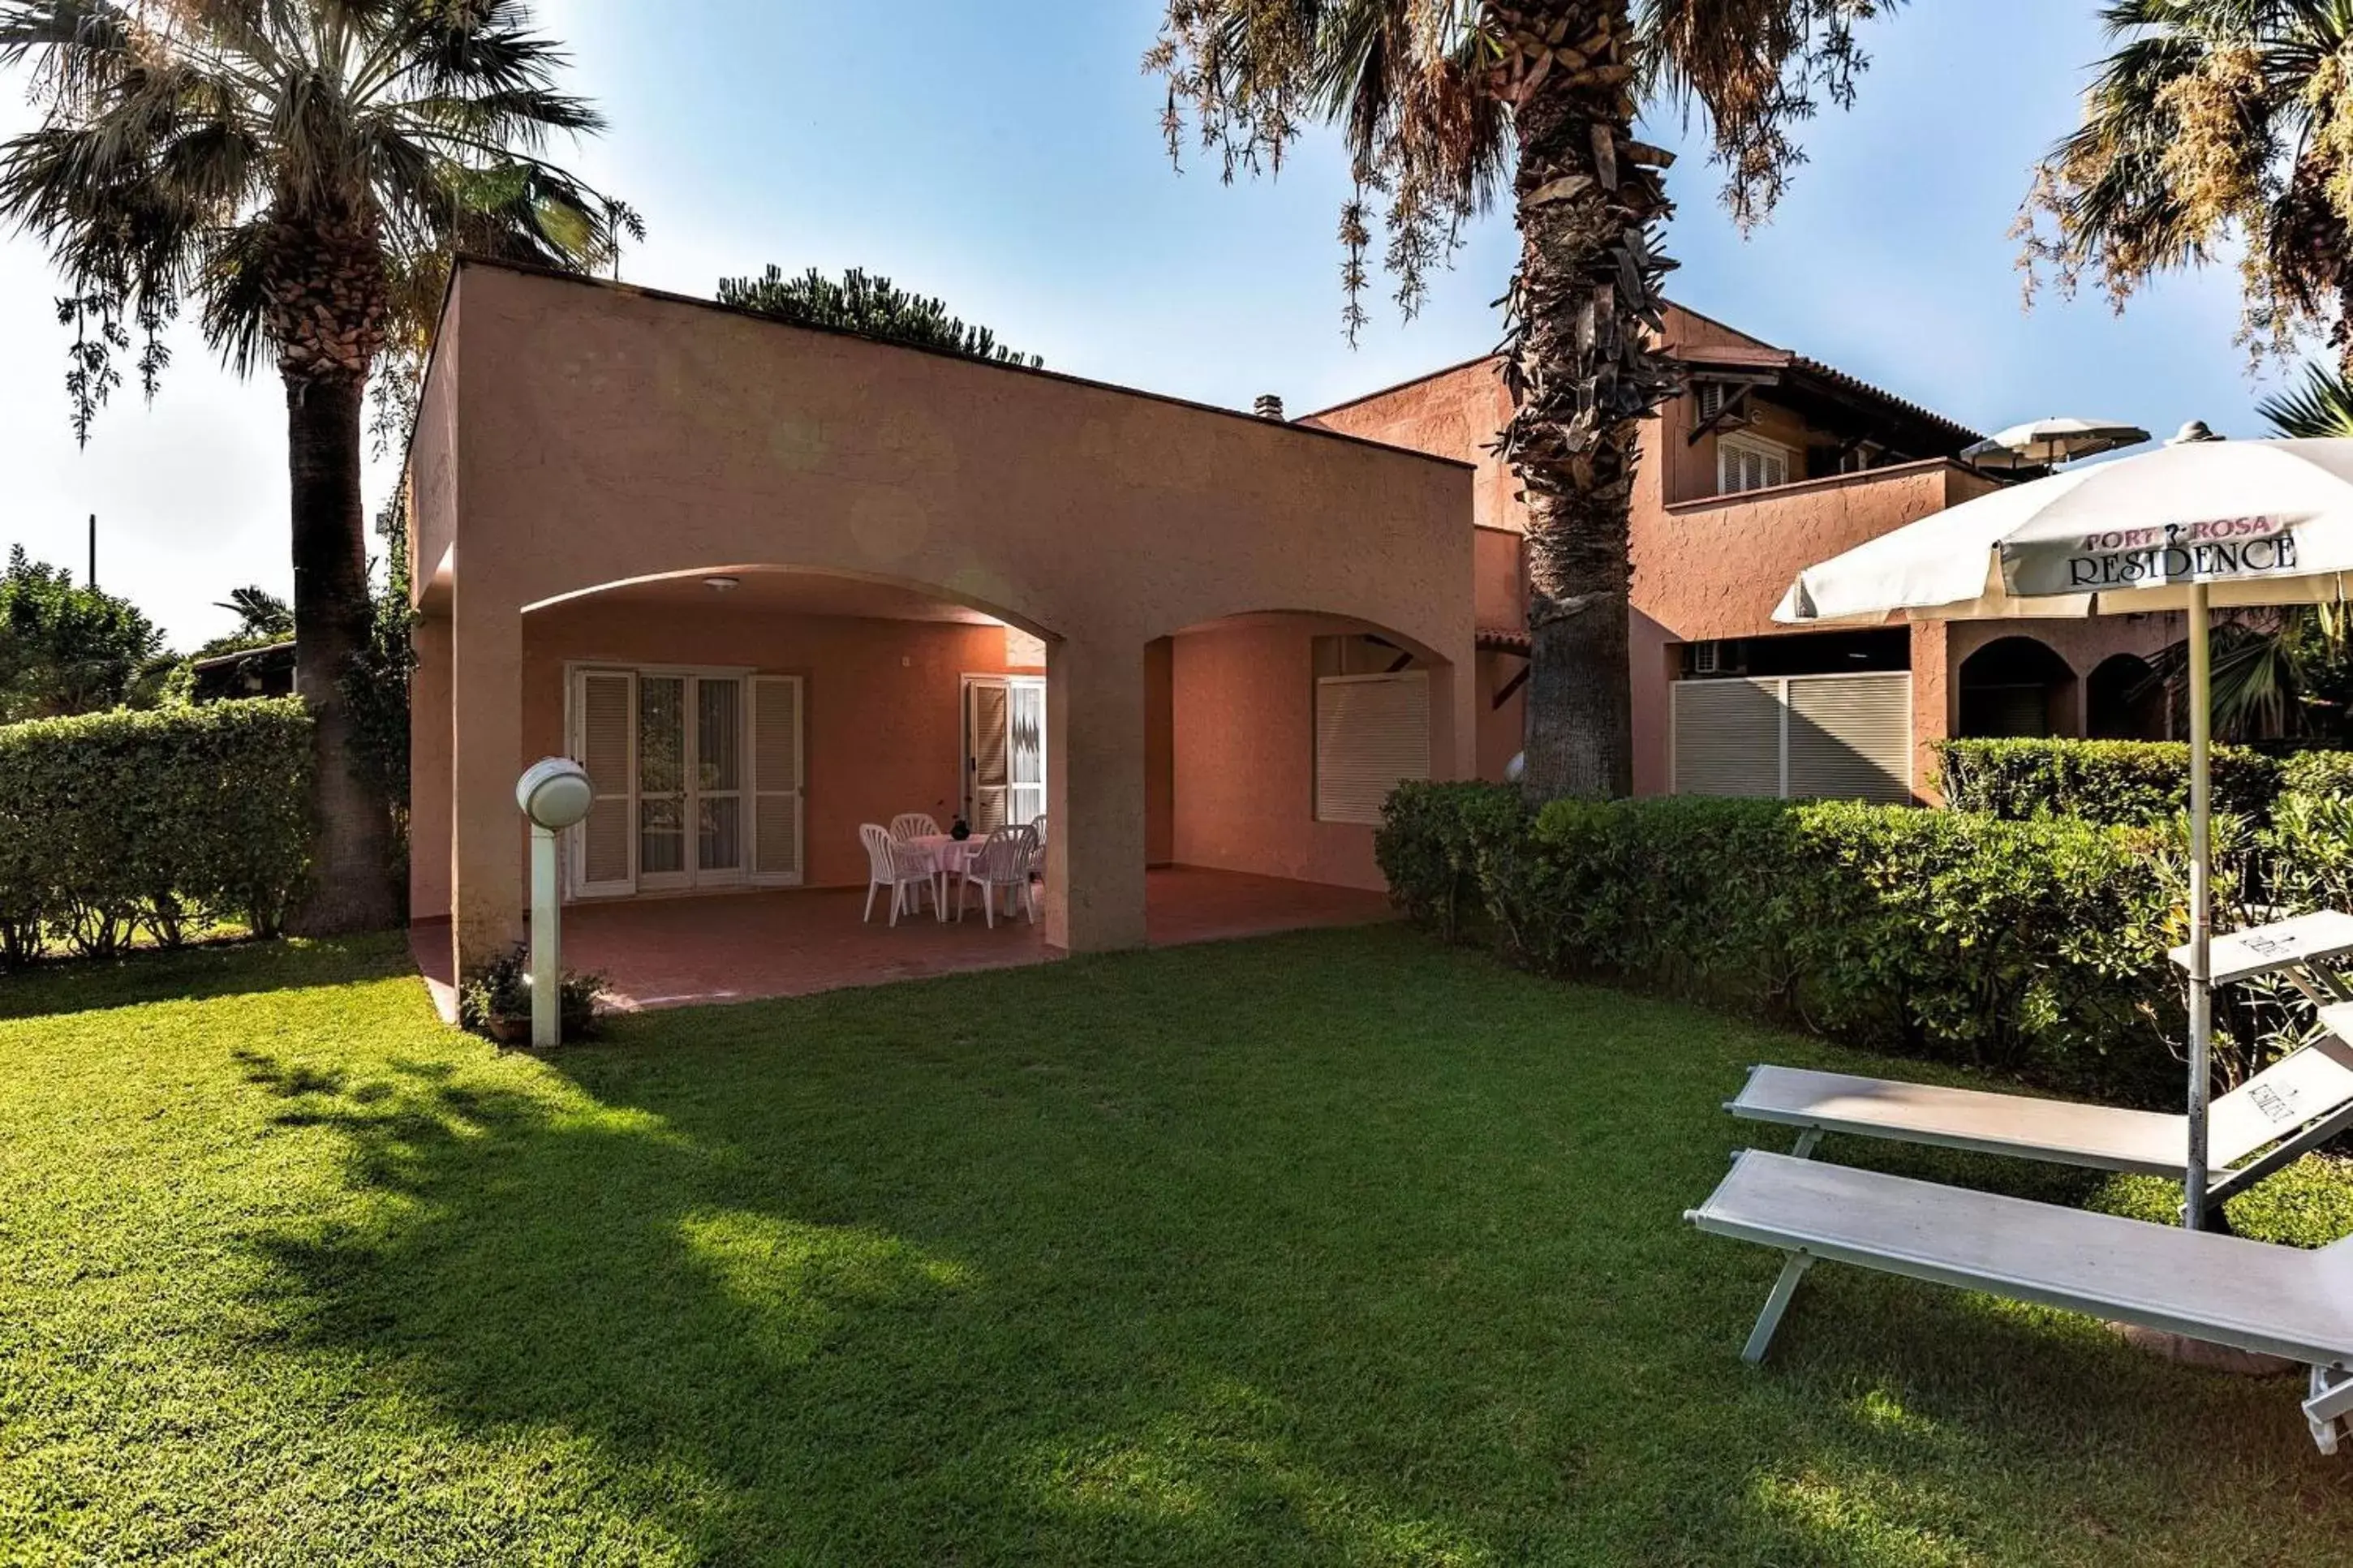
[1671, 677, 1783, 797]
[575, 670, 634, 895]
[969, 679, 1011, 831]
[1785, 673, 1912, 802]
[1315, 672, 1430, 825]
[750, 675, 803, 883]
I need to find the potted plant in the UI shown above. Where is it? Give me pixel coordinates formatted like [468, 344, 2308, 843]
[459, 943, 607, 1046]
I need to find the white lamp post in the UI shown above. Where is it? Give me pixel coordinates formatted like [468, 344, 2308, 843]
[515, 758, 595, 1048]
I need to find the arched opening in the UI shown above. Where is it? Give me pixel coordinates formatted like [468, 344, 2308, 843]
[2087, 652, 2167, 741]
[1148, 610, 1454, 906]
[1957, 636, 2078, 739]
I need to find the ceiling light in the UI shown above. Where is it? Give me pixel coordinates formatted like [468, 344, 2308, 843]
[704, 575, 741, 593]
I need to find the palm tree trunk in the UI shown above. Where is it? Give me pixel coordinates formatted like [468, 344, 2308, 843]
[1493, 3, 1676, 802]
[285, 372, 396, 934]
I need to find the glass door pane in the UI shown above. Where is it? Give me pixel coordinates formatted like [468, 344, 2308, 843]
[696, 677, 744, 875]
[1008, 679, 1046, 826]
[638, 675, 687, 880]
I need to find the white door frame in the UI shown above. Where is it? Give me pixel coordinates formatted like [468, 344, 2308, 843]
[961, 673, 1047, 831]
[565, 661, 762, 900]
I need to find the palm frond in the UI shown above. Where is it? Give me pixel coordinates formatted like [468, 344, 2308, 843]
[2258, 358, 2353, 434]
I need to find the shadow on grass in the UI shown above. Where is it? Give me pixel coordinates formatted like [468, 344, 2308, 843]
[0, 932, 416, 1021]
[226, 930, 2353, 1564]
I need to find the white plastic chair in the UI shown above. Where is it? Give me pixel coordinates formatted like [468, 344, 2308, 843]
[889, 813, 940, 842]
[1028, 814, 1048, 884]
[860, 823, 936, 926]
[957, 824, 1039, 928]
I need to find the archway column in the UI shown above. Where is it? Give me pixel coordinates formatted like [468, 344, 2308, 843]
[1046, 634, 1148, 952]
[448, 583, 527, 981]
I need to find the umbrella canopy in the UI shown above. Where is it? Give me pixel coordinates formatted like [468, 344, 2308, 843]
[1772, 436, 2353, 1232]
[1777, 436, 2353, 627]
[1958, 415, 2151, 472]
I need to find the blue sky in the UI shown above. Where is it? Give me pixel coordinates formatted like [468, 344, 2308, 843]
[0, 1, 2278, 646]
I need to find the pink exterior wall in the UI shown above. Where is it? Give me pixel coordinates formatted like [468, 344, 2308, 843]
[1169, 616, 1420, 891]
[1145, 638, 1175, 866]
[411, 262, 1475, 974]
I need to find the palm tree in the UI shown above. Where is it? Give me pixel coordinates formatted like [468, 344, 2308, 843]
[0, 0, 634, 932]
[1150, 1, 1898, 800]
[2020, 0, 2353, 372]
[215, 585, 294, 641]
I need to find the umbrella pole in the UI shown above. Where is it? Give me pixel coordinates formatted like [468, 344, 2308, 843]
[2185, 580, 2213, 1231]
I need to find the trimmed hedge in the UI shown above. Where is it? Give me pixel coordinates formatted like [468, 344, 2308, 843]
[1378, 783, 2184, 1101]
[2280, 748, 2353, 798]
[1934, 737, 2283, 825]
[0, 699, 313, 960]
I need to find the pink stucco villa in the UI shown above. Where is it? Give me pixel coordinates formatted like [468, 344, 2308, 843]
[407, 264, 2170, 1004]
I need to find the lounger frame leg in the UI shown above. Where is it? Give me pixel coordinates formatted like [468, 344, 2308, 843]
[2308, 1366, 2353, 1455]
[1788, 1128, 1822, 1160]
[2208, 1099, 2353, 1206]
[1742, 1252, 1813, 1364]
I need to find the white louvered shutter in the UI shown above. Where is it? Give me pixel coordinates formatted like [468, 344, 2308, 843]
[1672, 678, 1783, 797]
[1315, 672, 1431, 825]
[1786, 673, 1912, 803]
[967, 679, 1011, 832]
[574, 669, 635, 896]
[750, 675, 804, 884]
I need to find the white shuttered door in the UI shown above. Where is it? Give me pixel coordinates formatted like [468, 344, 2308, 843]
[750, 675, 804, 885]
[573, 669, 636, 897]
[1673, 672, 1912, 803]
[1315, 672, 1431, 825]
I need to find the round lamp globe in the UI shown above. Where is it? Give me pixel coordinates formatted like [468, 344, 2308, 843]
[517, 758, 595, 831]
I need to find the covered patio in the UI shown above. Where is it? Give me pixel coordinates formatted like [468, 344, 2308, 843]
[405, 260, 1474, 988]
[412, 866, 1392, 1016]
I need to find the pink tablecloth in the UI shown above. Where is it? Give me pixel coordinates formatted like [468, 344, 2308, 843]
[905, 833, 981, 877]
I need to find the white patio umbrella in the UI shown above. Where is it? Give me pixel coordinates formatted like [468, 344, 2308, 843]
[1959, 415, 2152, 472]
[1775, 434, 2353, 1229]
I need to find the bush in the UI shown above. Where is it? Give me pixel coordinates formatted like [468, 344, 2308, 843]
[0, 698, 312, 960]
[1379, 784, 2183, 1100]
[458, 943, 608, 1045]
[1934, 737, 2283, 825]
[2278, 748, 2353, 798]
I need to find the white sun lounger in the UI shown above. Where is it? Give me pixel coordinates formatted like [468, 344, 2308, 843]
[1688, 1149, 2353, 1453]
[1727, 911, 2353, 1205]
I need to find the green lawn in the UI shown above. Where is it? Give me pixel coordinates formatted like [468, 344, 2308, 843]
[2, 928, 2351, 1566]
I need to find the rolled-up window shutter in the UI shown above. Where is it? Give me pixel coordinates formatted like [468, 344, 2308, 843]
[1672, 677, 1783, 797]
[1786, 672, 1912, 802]
[1315, 672, 1430, 825]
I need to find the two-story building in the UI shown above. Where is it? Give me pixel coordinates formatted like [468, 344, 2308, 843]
[1306, 303, 2180, 802]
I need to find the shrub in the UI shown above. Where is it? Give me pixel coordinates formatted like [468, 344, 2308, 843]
[2278, 748, 2353, 799]
[0, 698, 312, 960]
[1379, 784, 2183, 1101]
[458, 943, 608, 1045]
[1934, 737, 2282, 825]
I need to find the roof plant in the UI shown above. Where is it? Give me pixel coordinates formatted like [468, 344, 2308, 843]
[2020, 0, 2353, 372]
[1148, 1, 1902, 801]
[717, 265, 1044, 367]
[0, 0, 637, 932]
